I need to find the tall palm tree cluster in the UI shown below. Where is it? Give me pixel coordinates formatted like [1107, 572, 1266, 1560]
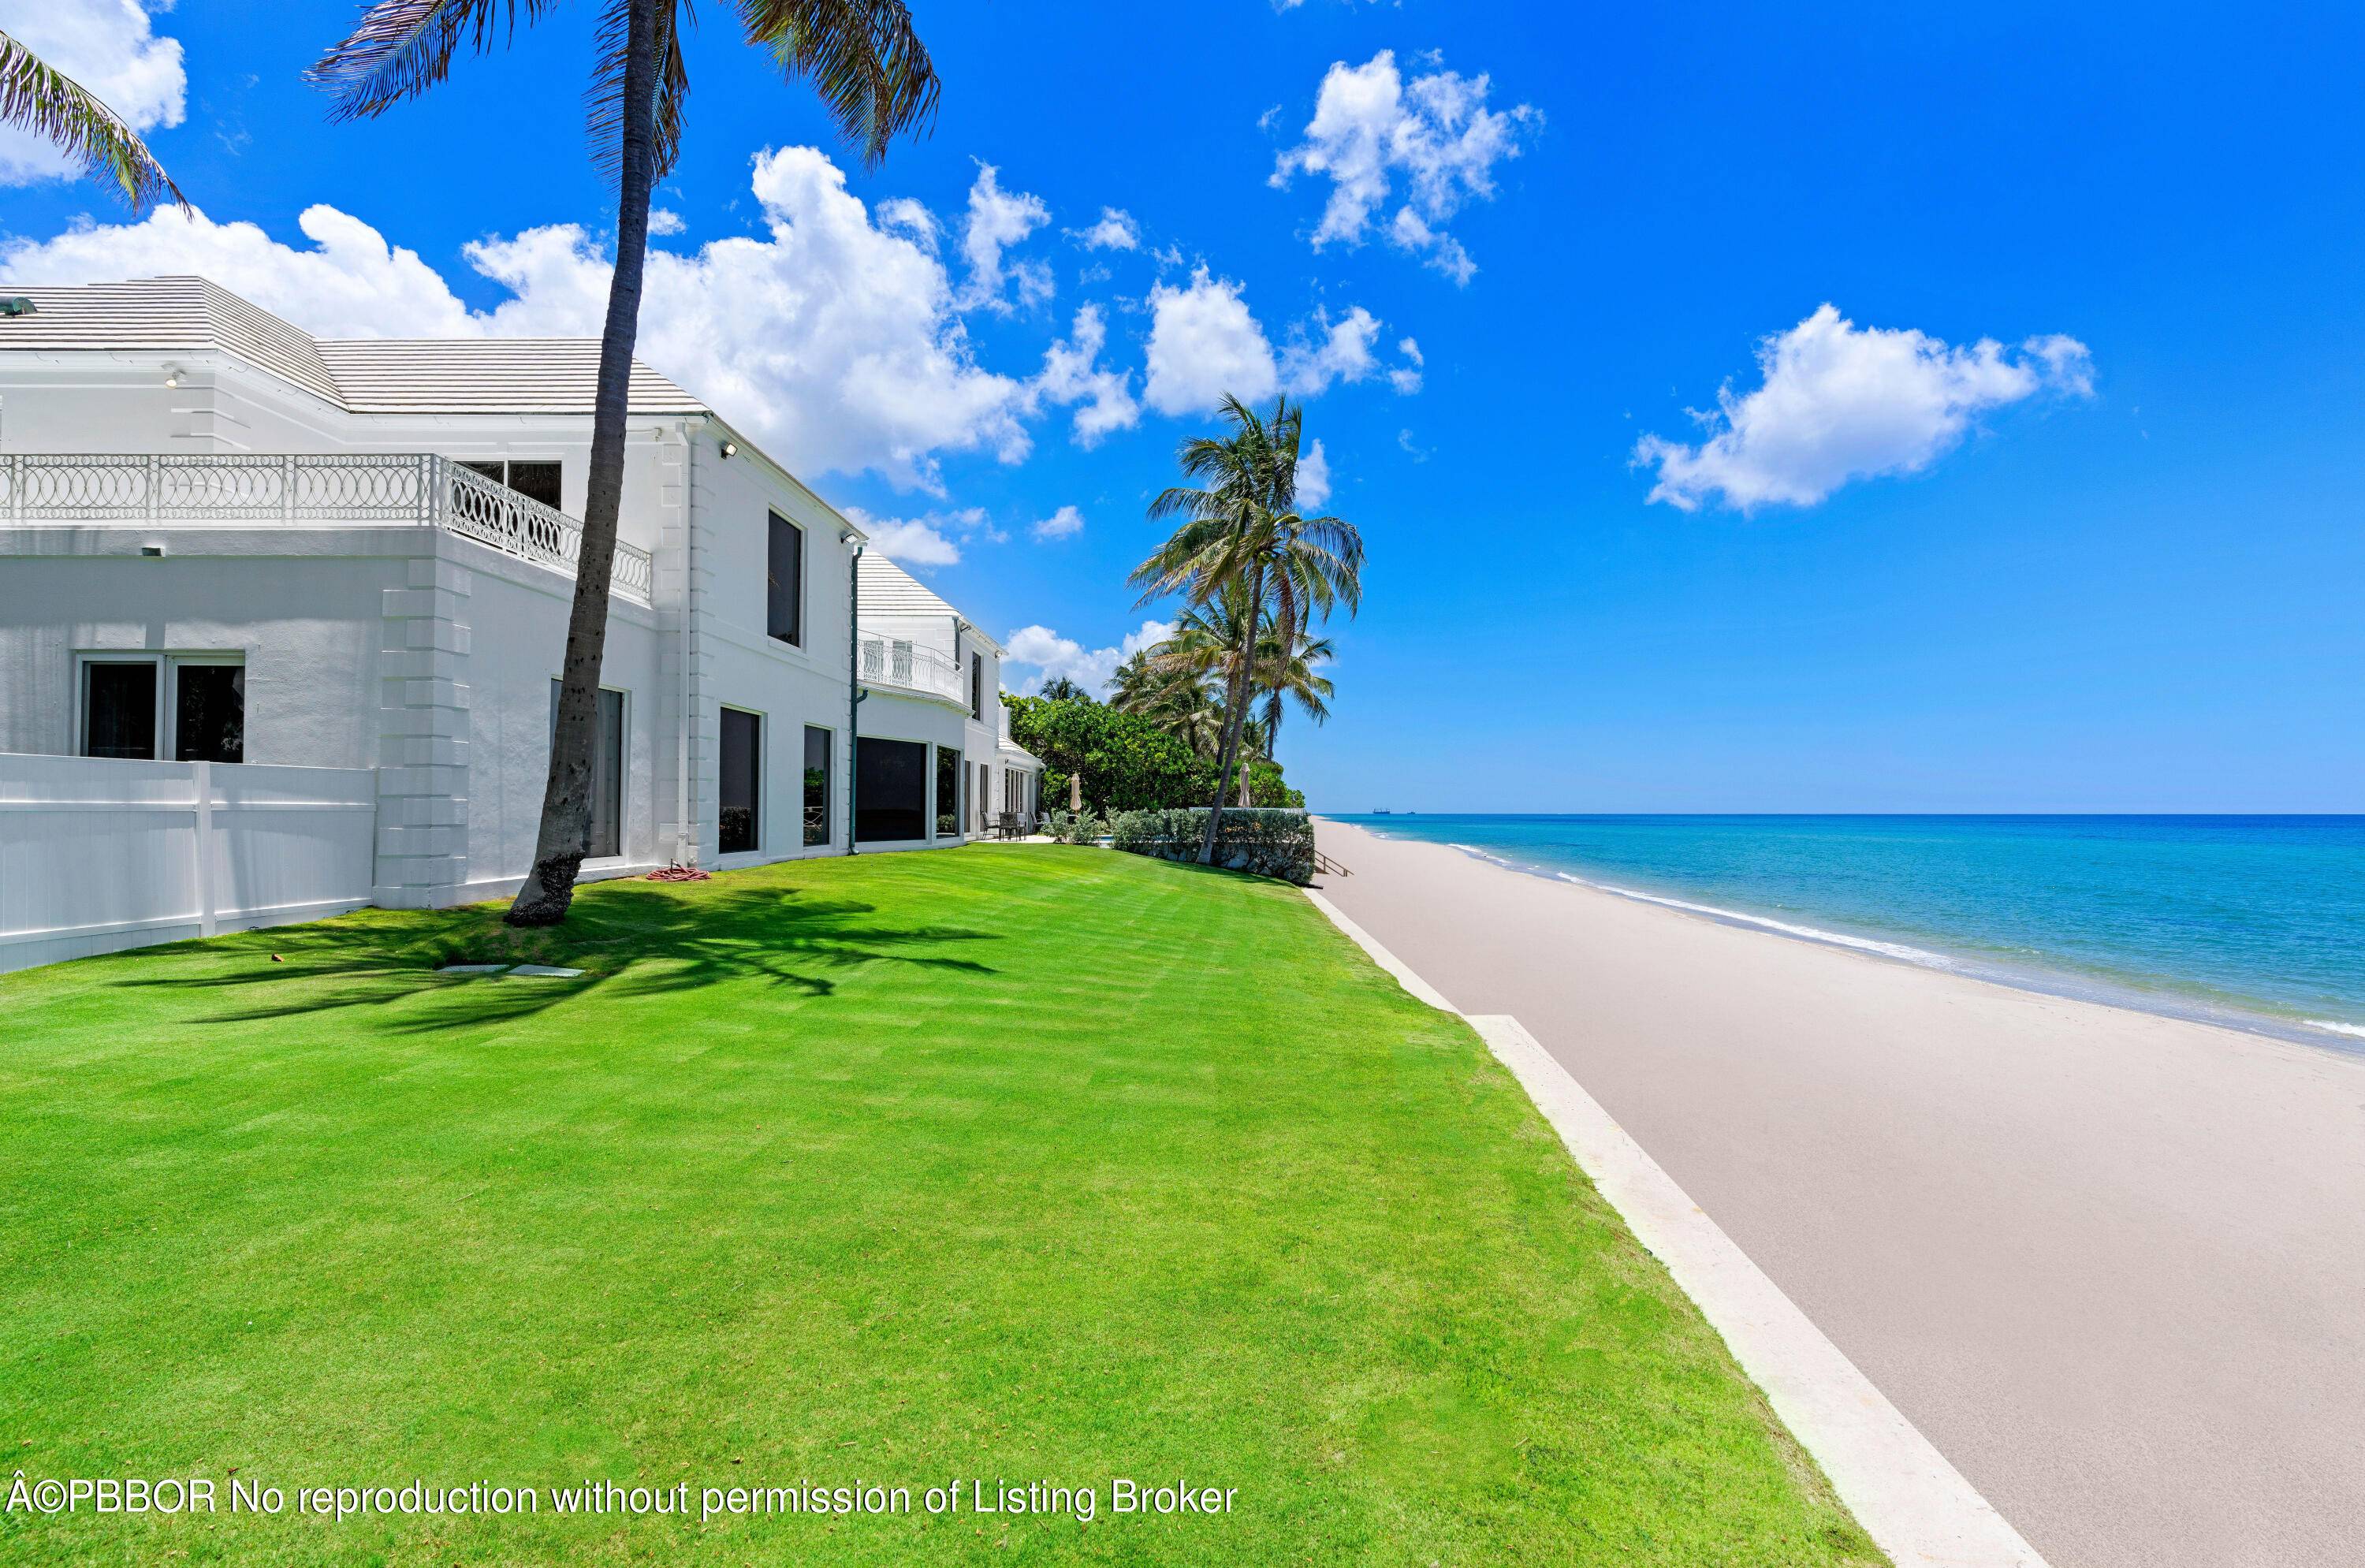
[1108, 581, 1337, 805]
[1128, 396, 1361, 862]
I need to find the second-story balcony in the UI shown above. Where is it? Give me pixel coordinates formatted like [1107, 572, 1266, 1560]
[0, 452, 653, 604]
[859, 632, 965, 705]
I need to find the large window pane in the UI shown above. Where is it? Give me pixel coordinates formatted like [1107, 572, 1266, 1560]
[591, 688, 623, 858]
[720, 707, 761, 854]
[768, 512, 803, 646]
[934, 744, 961, 838]
[459, 459, 562, 510]
[855, 737, 927, 842]
[82, 661, 157, 760]
[507, 460, 562, 508]
[173, 665, 244, 764]
[803, 726, 832, 847]
[549, 682, 625, 858]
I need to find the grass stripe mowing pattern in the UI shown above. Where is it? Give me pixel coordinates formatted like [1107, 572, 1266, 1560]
[0, 845, 1877, 1565]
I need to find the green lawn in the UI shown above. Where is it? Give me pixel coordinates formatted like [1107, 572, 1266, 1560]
[1, 847, 1876, 1566]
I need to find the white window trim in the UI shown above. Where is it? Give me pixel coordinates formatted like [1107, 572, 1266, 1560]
[74, 651, 247, 763]
[549, 678, 633, 868]
[800, 722, 838, 855]
[717, 702, 767, 861]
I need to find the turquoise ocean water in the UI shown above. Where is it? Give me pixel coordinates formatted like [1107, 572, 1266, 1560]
[1319, 815, 2365, 1046]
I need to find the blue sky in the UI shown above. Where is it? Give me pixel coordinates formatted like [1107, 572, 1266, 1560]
[4, 1, 2361, 810]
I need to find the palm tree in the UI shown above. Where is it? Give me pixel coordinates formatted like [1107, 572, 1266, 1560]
[1107, 650, 1162, 712]
[1255, 621, 1333, 764]
[1111, 646, 1217, 758]
[1130, 395, 1360, 862]
[0, 29, 185, 210]
[311, 0, 937, 926]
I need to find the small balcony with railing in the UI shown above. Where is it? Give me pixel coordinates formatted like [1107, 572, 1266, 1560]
[858, 632, 964, 705]
[0, 453, 653, 603]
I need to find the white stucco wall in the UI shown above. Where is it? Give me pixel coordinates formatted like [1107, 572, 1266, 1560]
[0, 339, 1023, 931]
[0, 528, 399, 766]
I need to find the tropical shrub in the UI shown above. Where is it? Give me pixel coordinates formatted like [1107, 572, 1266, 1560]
[1005, 692, 1304, 817]
[1045, 810, 1106, 845]
[1241, 758, 1304, 808]
[1004, 695, 1217, 814]
[1109, 807, 1317, 885]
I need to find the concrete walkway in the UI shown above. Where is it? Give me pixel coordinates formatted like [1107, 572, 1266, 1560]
[1313, 821, 2365, 1568]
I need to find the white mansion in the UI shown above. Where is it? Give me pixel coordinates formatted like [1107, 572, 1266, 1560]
[0, 277, 1040, 966]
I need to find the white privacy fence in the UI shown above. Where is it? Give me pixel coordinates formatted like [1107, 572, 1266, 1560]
[0, 754, 378, 974]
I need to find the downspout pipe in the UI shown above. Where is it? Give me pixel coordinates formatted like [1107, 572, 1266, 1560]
[843, 533, 865, 855]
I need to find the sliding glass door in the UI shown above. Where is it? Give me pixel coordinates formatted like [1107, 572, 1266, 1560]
[855, 737, 927, 842]
[803, 726, 832, 847]
[934, 745, 962, 839]
[719, 707, 761, 855]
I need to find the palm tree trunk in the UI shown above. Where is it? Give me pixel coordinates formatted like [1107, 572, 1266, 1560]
[506, 0, 660, 926]
[1199, 561, 1262, 864]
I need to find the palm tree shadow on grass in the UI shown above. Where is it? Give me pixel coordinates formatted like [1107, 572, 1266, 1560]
[114, 883, 1003, 1035]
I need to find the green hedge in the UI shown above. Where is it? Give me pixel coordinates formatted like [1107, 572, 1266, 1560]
[1001, 694, 1304, 815]
[1109, 807, 1317, 885]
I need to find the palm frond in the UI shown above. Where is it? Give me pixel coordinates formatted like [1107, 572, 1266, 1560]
[307, 0, 553, 120]
[0, 29, 184, 211]
[737, 0, 938, 169]
[589, 0, 691, 183]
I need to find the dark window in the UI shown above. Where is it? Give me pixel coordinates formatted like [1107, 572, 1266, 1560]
[970, 652, 983, 719]
[720, 707, 761, 854]
[803, 725, 832, 847]
[507, 461, 562, 508]
[549, 682, 624, 858]
[459, 458, 562, 509]
[855, 737, 927, 841]
[82, 661, 157, 759]
[976, 762, 989, 834]
[173, 665, 244, 763]
[768, 512, 803, 646]
[934, 744, 961, 838]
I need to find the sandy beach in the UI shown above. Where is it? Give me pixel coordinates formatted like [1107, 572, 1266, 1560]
[1312, 818, 2365, 1568]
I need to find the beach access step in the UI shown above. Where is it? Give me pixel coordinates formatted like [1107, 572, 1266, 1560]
[1313, 850, 1354, 879]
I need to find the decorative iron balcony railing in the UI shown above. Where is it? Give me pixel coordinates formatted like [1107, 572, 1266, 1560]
[858, 633, 965, 703]
[0, 453, 652, 603]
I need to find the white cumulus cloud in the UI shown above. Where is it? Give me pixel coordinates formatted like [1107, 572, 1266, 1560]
[1067, 207, 1139, 251]
[840, 504, 1000, 568]
[1142, 271, 1392, 416]
[1271, 49, 1537, 285]
[1633, 304, 2096, 512]
[1003, 619, 1176, 698]
[1030, 304, 1139, 446]
[0, 147, 1039, 491]
[1030, 505, 1086, 542]
[1143, 269, 1279, 415]
[1387, 335, 1424, 394]
[958, 162, 1052, 313]
[1296, 438, 1332, 508]
[1279, 305, 1381, 394]
[0, 0, 186, 189]
[646, 208, 687, 237]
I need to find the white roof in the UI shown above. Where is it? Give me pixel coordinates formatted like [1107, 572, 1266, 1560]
[856, 553, 1006, 656]
[856, 551, 959, 618]
[0, 277, 703, 415]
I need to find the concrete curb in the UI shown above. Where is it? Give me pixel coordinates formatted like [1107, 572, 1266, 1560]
[1304, 887, 2050, 1568]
